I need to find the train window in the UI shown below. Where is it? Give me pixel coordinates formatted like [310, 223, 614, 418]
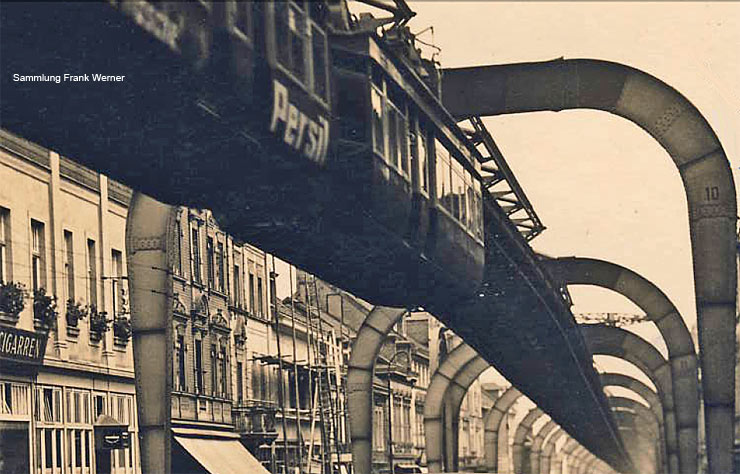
[417, 127, 429, 194]
[371, 86, 386, 157]
[231, 1, 253, 40]
[435, 139, 452, 210]
[311, 24, 329, 101]
[474, 180, 483, 239]
[274, 2, 308, 82]
[370, 72, 410, 181]
[273, 2, 330, 104]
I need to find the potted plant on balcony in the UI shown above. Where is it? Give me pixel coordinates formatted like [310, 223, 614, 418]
[0, 281, 26, 323]
[113, 315, 132, 345]
[33, 288, 58, 331]
[88, 305, 109, 342]
[65, 299, 88, 337]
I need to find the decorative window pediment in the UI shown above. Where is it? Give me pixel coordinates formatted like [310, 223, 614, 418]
[210, 309, 231, 333]
[173, 293, 188, 318]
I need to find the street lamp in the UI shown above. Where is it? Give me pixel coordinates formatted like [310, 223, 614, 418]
[377, 350, 415, 474]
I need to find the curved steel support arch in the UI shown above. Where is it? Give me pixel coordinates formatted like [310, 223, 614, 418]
[126, 193, 179, 474]
[616, 414, 660, 474]
[513, 407, 546, 473]
[444, 356, 491, 471]
[609, 395, 664, 470]
[546, 257, 698, 474]
[581, 324, 678, 474]
[601, 372, 666, 473]
[423, 342, 479, 472]
[441, 59, 736, 474]
[483, 385, 522, 471]
[531, 419, 558, 474]
[346, 306, 408, 474]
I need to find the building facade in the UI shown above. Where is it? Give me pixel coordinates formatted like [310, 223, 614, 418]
[0, 129, 139, 474]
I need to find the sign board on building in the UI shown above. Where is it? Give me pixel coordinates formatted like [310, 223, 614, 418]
[0, 325, 48, 366]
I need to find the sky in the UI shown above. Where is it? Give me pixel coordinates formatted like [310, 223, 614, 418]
[365, 2, 739, 390]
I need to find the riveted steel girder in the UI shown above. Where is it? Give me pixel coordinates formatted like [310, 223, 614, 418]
[346, 306, 407, 474]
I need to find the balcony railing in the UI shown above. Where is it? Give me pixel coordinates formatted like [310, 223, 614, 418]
[233, 399, 278, 434]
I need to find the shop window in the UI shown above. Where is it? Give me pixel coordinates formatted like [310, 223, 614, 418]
[94, 394, 106, 419]
[35, 387, 62, 424]
[36, 427, 64, 473]
[0, 381, 29, 417]
[66, 428, 93, 473]
[31, 220, 45, 292]
[66, 390, 90, 425]
[0, 208, 9, 283]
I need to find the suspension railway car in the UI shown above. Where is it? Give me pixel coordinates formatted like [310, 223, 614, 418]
[1, 0, 488, 307]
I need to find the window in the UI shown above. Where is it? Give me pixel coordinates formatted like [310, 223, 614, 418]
[31, 220, 45, 292]
[233, 265, 241, 307]
[66, 390, 90, 425]
[372, 404, 385, 451]
[370, 72, 410, 181]
[216, 242, 224, 292]
[231, 0, 252, 39]
[173, 217, 182, 276]
[86, 239, 97, 307]
[206, 237, 215, 288]
[0, 208, 9, 283]
[220, 345, 228, 397]
[211, 344, 218, 396]
[111, 249, 123, 315]
[64, 231, 75, 301]
[109, 394, 136, 472]
[435, 140, 451, 210]
[176, 335, 186, 391]
[256, 276, 264, 316]
[236, 361, 243, 402]
[195, 339, 204, 393]
[248, 273, 255, 314]
[0, 381, 29, 417]
[191, 227, 201, 283]
[417, 129, 429, 194]
[35, 386, 62, 424]
[371, 86, 385, 158]
[311, 23, 328, 101]
[94, 394, 106, 419]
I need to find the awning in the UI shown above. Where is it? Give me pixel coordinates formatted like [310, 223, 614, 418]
[174, 435, 270, 474]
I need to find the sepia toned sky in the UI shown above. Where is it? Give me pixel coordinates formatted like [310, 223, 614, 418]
[399, 1, 740, 386]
